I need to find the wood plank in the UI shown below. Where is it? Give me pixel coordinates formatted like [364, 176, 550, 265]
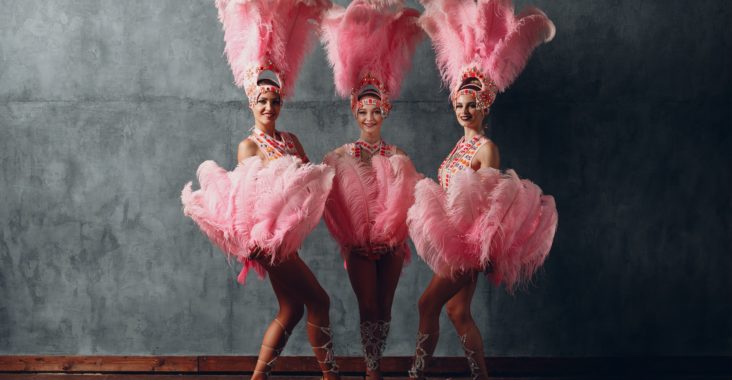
[0, 356, 198, 372]
[0, 376, 244, 380]
[199, 356, 370, 373]
[2, 375, 732, 380]
[1, 355, 731, 376]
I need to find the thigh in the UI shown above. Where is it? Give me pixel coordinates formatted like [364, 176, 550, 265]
[345, 252, 380, 306]
[421, 271, 476, 309]
[375, 252, 404, 310]
[445, 272, 478, 314]
[266, 255, 328, 306]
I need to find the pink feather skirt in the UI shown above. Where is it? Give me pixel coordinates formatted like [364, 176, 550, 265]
[181, 156, 335, 284]
[407, 168, 557, 291]
[323, 153, 419, 264]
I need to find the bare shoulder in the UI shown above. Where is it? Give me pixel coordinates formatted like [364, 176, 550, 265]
[238, 138, 260, 162]
[394, 146, 409, 157]
[476, 139, 500, 169]
[330, 144, 348, 156]
[480, 139, 499, 156]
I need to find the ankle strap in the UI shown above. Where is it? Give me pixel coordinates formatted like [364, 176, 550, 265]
[307, 322, 340, 374]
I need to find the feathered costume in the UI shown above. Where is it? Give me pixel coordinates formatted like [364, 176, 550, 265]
[407, 0, 558, 292]
[181, 0, 333, 284]
[320, 0, 423, 263]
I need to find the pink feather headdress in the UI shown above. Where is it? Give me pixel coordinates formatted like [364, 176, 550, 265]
[321, 0, 423, 117]
[215, 0, 332, 107]
[419, 0, 556, 110]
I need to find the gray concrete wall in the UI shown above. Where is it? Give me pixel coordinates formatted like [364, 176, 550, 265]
[1, 0, 730, 356]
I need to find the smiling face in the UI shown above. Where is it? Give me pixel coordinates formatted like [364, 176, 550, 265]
[252, 90, 282, 128]
[453, 93, 485, 131]
[354, 95, 384, 136]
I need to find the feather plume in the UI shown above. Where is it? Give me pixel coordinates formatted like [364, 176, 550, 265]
[181, 161, 237, 256]
[408, 178, 477, 277]
[419, 0, 554, 92]
[408, 167, 557, 288]
[230, 156, 264, 257]
[181, 156, 334, 284]
[249, 156, 334, 264]
[323, 152, 381, 257]
[371, 155, 419, 247]
[216, 0, 331, 97]
[321, 0, 423, 98]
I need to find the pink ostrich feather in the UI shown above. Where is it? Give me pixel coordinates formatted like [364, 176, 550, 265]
[408, 177, 479, 277]
[323, 152, 382, 256]
[321, 0, 424, 98]
[215, 0, 331, 96]
[181, 156, 334, 284]
[181, 161, 238, 257]
[371, 155, 419, 248]
[408, 168, 557, 290]
[229, 156, 264, 257]
[324, 153, 419, 260]
[249, 156, 335, 264]
[419, 0, 555, 92]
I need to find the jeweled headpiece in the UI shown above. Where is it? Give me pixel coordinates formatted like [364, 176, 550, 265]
[215, 0, 332, 107]
[419, 0, 556, 110]
[321, 0, 423, 118]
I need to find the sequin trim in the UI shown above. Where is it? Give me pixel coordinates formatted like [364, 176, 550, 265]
[438, 135, 488, 189]
[248, 129, 301, 161]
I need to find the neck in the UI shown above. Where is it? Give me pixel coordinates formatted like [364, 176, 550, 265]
[254, 122, 276, 136]
[463, 125, 483, 140]
[359, 132, 381, 145]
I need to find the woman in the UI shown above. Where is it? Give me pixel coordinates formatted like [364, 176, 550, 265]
[320, 2, 423, 379]
[407, 1, 558, 379]
[182, 1, 340, 379]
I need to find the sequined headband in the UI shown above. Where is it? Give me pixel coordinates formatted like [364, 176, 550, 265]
[451, 67, 498, 110]
[244, 61, 285, 108]
[350, 74, 392, 117]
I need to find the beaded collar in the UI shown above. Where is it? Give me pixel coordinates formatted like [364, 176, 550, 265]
[348, 139, 396, 159]
[248, 128, 300, 161]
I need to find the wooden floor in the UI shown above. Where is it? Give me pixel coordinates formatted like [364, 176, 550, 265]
[1, 355, 731, 379]
[1, 375, 731, 379]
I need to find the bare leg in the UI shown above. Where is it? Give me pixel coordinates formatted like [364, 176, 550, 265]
[346, 253, 383, 379]
[251, 273, 304, 380]
[358, 250, 405, 380]
[375, 250, 404, 322]
[409, 272, 475, 379]
[373, 250, 404, 376]
[446, 275, 488, 380]
[266, 256, 340, 380]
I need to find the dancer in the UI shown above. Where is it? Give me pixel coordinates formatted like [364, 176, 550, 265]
[320, 1, 423, 379]
[406, 1, 558, 379]
[181, 1, 340, 379]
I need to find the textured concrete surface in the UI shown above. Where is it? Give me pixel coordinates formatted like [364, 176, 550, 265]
[1, 0, 731, 356]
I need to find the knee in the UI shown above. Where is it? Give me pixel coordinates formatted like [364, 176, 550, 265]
[445, 303, 473, 327]
[306, 289, 331, 315]
[417, 293, 441, 317]
[279, 303, 305, 326]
